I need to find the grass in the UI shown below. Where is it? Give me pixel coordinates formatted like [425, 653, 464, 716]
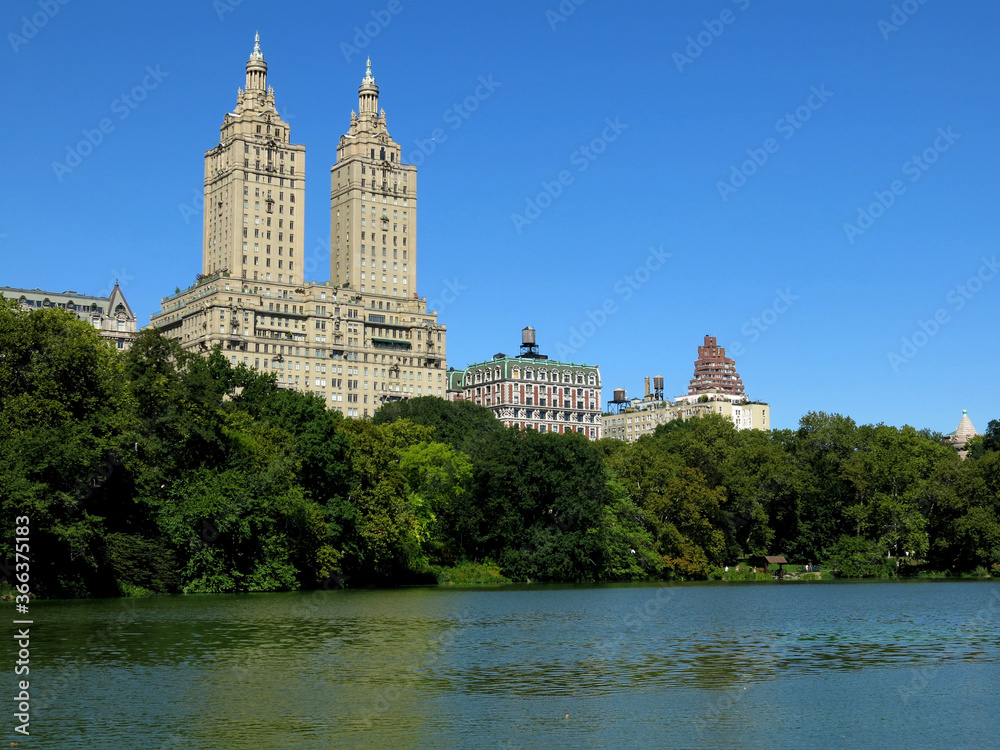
[117, 582, 157, 597]
[708, 566, 773, 581]
[434, 560, 510, 586]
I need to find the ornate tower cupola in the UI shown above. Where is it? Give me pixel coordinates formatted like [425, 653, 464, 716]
[358, 57, 378, 117]
[235, 32, 276, 116]
[348, 58, 388, 137]
[245, 32, 267, 92]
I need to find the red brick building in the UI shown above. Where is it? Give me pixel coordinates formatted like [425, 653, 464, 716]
[687, 335, 745, 398]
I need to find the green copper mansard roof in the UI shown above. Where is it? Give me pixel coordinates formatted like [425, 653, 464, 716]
[448, 355, 601, 390]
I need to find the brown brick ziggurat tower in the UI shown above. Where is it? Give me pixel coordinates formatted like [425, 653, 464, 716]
[688, 335, 745, 398]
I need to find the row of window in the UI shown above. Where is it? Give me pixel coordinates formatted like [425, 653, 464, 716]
[467, 369, 597, 386]
[507, 425, 598, 437]
[16, 298, 103, 312]
[243, 144, 294, 161]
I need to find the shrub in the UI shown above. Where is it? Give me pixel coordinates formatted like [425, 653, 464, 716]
[434, 560, 510, 585]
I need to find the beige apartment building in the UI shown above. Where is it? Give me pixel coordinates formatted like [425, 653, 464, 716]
[602, 397, 769, 442]
[150, 37, 447, 416]
[1, 282, 138, 350]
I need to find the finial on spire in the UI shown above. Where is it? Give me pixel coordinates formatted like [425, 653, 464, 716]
[364, 56, 374, 83]
[251, 31, 263, 60]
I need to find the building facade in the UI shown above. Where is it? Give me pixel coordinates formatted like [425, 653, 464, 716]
[149, 37, 447, 416]
[603, 334, 767, 442]
[331, 58, 416, 297]
[602, 396, 769, 442]
[686, 335, 745, 398]
[1, 282, 138, 350]
[447, 328, 603, 438]
[203, 33, 305, 284]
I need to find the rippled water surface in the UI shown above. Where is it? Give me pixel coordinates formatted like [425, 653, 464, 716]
[33, 580, 1000, 748]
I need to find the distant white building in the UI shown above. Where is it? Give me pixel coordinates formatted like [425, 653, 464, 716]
[602, 395, 769, 443]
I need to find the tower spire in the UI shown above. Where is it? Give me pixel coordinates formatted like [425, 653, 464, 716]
[358, 57, 379, 117]
[245, 31, 267, 92]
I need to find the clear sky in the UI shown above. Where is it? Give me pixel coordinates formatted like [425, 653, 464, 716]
[2, 0, 998, 432]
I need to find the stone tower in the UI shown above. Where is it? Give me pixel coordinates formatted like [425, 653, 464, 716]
[202, 33, 306, 285]
[947, 410, 979, 459]
[330, 59, 417, 297]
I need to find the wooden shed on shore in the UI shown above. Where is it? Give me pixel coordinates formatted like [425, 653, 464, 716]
[751, 555, 789, 577]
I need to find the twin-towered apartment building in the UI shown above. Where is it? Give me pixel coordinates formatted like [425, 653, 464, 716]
[149, 36, 447, 417]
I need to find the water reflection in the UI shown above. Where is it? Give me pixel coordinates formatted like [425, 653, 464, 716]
[32, 581, 1000, 749]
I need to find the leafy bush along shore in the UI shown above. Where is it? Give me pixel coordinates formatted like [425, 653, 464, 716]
[1, 300, 999, 598]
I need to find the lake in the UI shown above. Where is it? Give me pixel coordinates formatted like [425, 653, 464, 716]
[28, 580, 1000, 748]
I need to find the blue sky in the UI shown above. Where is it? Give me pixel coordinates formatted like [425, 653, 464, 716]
[2, 0, 998, 432]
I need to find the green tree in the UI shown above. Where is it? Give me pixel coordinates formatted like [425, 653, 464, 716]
[718, 429, 808, 557]
[823, 535, 895, 578]
[783, 412, 861, 561]
[339, 419, 437, 583]
[372, 395, 501, 451]
[929, 450, 1000, 571]
[398, 440, 473, 568]
[600, 436, 727, 577]
[839, 424, 958, 558]
[0, 300, 138, 596]
[464, 428, 609, 581]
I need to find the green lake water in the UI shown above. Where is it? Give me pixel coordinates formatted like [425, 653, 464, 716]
[22, 580, 1000, 748]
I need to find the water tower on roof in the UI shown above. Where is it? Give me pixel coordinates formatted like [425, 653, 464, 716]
[519, 326, 547, 359]
[607, 387, 629, 414]
[653, 375, 664, 400]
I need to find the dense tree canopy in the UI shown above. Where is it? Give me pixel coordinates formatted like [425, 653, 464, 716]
[1, 301, 997, 597]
